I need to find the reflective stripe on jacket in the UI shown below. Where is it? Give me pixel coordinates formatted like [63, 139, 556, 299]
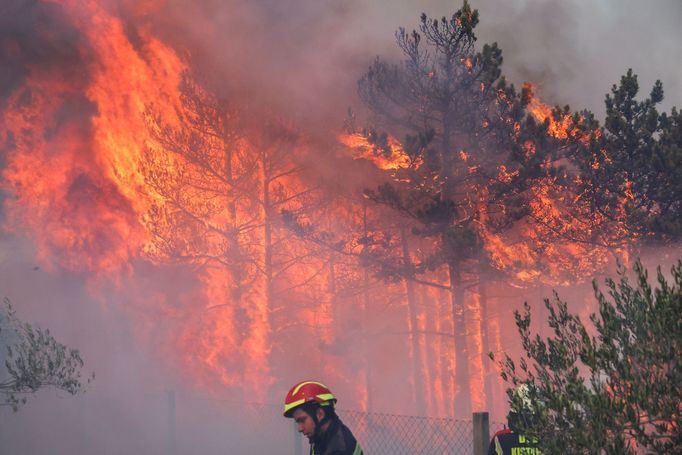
[488, 428, 542, 455]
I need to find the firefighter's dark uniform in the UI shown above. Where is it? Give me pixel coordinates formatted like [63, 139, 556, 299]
[488, 428, 542, 455]
[310, 417, 363, 455]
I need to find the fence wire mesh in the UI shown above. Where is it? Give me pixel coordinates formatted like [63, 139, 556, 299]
[333, 409, 504, 455]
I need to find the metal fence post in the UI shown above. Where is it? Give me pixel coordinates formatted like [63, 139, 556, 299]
[168, 390, 177, 455]
[472, 412, 490, 455]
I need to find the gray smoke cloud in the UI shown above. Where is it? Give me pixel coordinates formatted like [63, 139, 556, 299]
[1, 0, 681, 452]
[472, 0, 682, 117]
[157, 0, 681, 128]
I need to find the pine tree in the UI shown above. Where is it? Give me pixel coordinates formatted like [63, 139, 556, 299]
[0, 299, 91, 412]
[571, 70, 682, 242]
[494, 261, 682, 454]
[353, 0, 547, 417]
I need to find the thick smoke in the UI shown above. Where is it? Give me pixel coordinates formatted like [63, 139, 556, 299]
[147, 0, 681, 127]
[143, 0, 681, 196]
[3, 0, 680, 153]
[1, 0, 680, 453]
[473, 0, 682, 117]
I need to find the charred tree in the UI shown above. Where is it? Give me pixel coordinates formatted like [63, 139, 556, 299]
[400, 227, 427, 415]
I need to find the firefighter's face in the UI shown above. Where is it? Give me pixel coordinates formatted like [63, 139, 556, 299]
[292, 407, 324, 441]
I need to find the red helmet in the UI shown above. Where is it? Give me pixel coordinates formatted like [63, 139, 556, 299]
[283, 380, 337, 417]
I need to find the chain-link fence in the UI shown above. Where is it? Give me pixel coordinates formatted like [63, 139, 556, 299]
[218, 399, 506, 455]
[174, 397, 508, 455]
[332, 410, 505, 455]
[1, 385, 506, 454]
[283, 408, 506, 455]
[339, 410, 473, 454]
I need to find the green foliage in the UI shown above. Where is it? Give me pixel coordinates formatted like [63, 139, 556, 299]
[573, 70, 682, 241]
[0, 299, 92, 412]
[493, 261, 682, 454]
[356, 1, 524, 274]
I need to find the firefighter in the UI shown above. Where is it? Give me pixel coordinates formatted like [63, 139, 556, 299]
[283, 380, 363, 455]
[488, 384, 543, 455]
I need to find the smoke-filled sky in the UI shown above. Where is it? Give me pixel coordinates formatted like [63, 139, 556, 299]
[3, 0, 680, 144]
[149, 0, 682, 129]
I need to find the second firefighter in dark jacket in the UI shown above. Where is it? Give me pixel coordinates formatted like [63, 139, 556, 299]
[488, 428, 542, 455]
[489, 384, 543, 455]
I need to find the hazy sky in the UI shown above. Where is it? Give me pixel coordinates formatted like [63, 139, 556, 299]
[158, 0, 681, 128]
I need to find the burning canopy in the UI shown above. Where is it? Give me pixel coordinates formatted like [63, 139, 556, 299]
[1, 0, 680, 420]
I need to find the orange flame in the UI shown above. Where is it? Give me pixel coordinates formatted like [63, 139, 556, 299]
[339, 132, 418, 170]
[0, 0, 279, 398]
[2, 0, 186, 273]
[524, 82, 600, 145]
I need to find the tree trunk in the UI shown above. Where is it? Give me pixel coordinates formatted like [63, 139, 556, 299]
[362, 204, 373, 413]
[449, 263, 471, 418]
[441, 100, 472, 417]
[328, 257, 338, 339]
[400, 228, 427, 415]
[224, 141, 243, 302]
[261, 156, 273, 373]
[478, 267, 493, 413]
[438, 286, 453, 416]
